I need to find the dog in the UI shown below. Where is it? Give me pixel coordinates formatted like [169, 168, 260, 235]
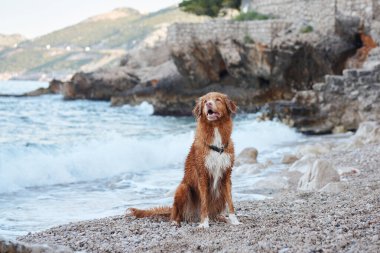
[129, 92, 240, 228]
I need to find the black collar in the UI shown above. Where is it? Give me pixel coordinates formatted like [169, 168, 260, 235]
[208, 142, 228, 154]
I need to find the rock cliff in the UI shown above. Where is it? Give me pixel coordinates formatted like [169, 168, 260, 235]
[62, 19, 364, 116]
[264, 63, 380, 134]
[58, 0, 378, 133]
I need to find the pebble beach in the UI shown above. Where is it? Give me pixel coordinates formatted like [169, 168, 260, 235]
[8, 129, 380, 253]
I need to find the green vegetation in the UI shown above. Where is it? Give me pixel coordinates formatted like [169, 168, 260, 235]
[28, 52, 101, 73]
[244, 35, 254, 44]
[300, 25, 314, 33]
[179, 0, 241, 17]
[0, 49, 61, 72]
[234, 11, 271, 21]
[30, 7, 205, 49]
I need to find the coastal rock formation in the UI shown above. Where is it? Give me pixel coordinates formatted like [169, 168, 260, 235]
[56, 0, 378, 130]
[25, 79, 63, 96]
[67, 19, 362, 116]
[63, 68, 139, 100]
[265, 64, 380, 134]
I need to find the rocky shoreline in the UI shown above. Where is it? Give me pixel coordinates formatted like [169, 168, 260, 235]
[4, 121, 378, 252]
[14, 10, 377, 134]
[4, 0, 378, 135]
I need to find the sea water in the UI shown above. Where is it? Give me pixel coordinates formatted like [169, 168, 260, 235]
[0, 81, 304, 238]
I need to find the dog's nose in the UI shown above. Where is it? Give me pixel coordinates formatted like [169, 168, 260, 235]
[206, 101, 213, 107]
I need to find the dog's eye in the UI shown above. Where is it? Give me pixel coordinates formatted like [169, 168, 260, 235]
[216, 98, 222, 102]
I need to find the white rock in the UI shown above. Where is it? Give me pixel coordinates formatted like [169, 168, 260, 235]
[298, 159, 340, 191]
[289, 155, 316, 173]
[251, 175, 289, 193]
[319, 182, 349, 193]
[297, 143, 333, 156]
[233, 163, 266, 175]
[351, 121, 380, 145]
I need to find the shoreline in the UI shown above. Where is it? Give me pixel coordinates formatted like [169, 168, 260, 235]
[12, 125, 380, 252]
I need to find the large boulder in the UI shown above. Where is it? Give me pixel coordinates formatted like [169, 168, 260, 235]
[298, 159, 340, 191]
[281, 154, 299, 164]
[349, 121, 380, 147]
[235, 147, 258, 166]
[289, 155, 317, 174]
[62, 68, 140, 100]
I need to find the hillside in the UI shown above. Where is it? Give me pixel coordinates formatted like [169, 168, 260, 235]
[0, 34, 25, 48]
[0, 6, 206, 81]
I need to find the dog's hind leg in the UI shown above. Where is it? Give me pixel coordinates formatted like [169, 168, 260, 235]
[171, 183, 194, 225]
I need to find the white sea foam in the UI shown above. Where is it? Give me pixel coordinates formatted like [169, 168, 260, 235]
[233, 119, 301, 160]
[0, 118, 300, 193]
[0, 131, 193, 193]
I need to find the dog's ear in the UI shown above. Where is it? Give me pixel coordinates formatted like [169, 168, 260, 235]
[225, 97, 237, 114]
[192, 98, 202, 119]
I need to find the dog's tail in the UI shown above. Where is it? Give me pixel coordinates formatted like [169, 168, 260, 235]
[128, 206, 172, 218]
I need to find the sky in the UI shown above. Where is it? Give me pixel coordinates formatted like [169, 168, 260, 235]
[0, 0, 181, 38]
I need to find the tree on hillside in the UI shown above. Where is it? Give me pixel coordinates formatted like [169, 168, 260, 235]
[179, 0, 241, 17]
[222, 0, 241, 9]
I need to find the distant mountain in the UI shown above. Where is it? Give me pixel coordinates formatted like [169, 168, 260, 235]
[0, 34, 25, 48]
[31, 8, 142, 49]
[0, 6, 206, 81]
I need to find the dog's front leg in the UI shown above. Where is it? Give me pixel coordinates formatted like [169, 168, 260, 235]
[198, 174, 210, 228]
[225, 171, 241, 225]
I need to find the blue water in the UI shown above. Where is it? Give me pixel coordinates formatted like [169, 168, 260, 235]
[0, 81, 304, 238]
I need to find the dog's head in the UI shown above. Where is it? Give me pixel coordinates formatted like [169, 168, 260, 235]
[192, 92, 237, 122]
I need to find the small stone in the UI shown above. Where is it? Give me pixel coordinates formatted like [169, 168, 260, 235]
[281, 154, 299, 164]
[319, 182, 348, 193]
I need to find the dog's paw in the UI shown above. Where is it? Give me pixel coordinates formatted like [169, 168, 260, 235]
[171, 220, 181, 227]
[125, 208, 135, 216]
[228, 213, 241, 225]
[197, 217, 210, 228]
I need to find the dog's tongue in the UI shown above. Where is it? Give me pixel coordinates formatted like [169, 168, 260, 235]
[207, 110, 219, 120]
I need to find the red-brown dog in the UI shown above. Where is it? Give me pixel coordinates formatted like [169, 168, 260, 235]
[129, 92, 240, 228]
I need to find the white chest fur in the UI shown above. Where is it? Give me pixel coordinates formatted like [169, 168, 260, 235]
[205, 128, 231, 191]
